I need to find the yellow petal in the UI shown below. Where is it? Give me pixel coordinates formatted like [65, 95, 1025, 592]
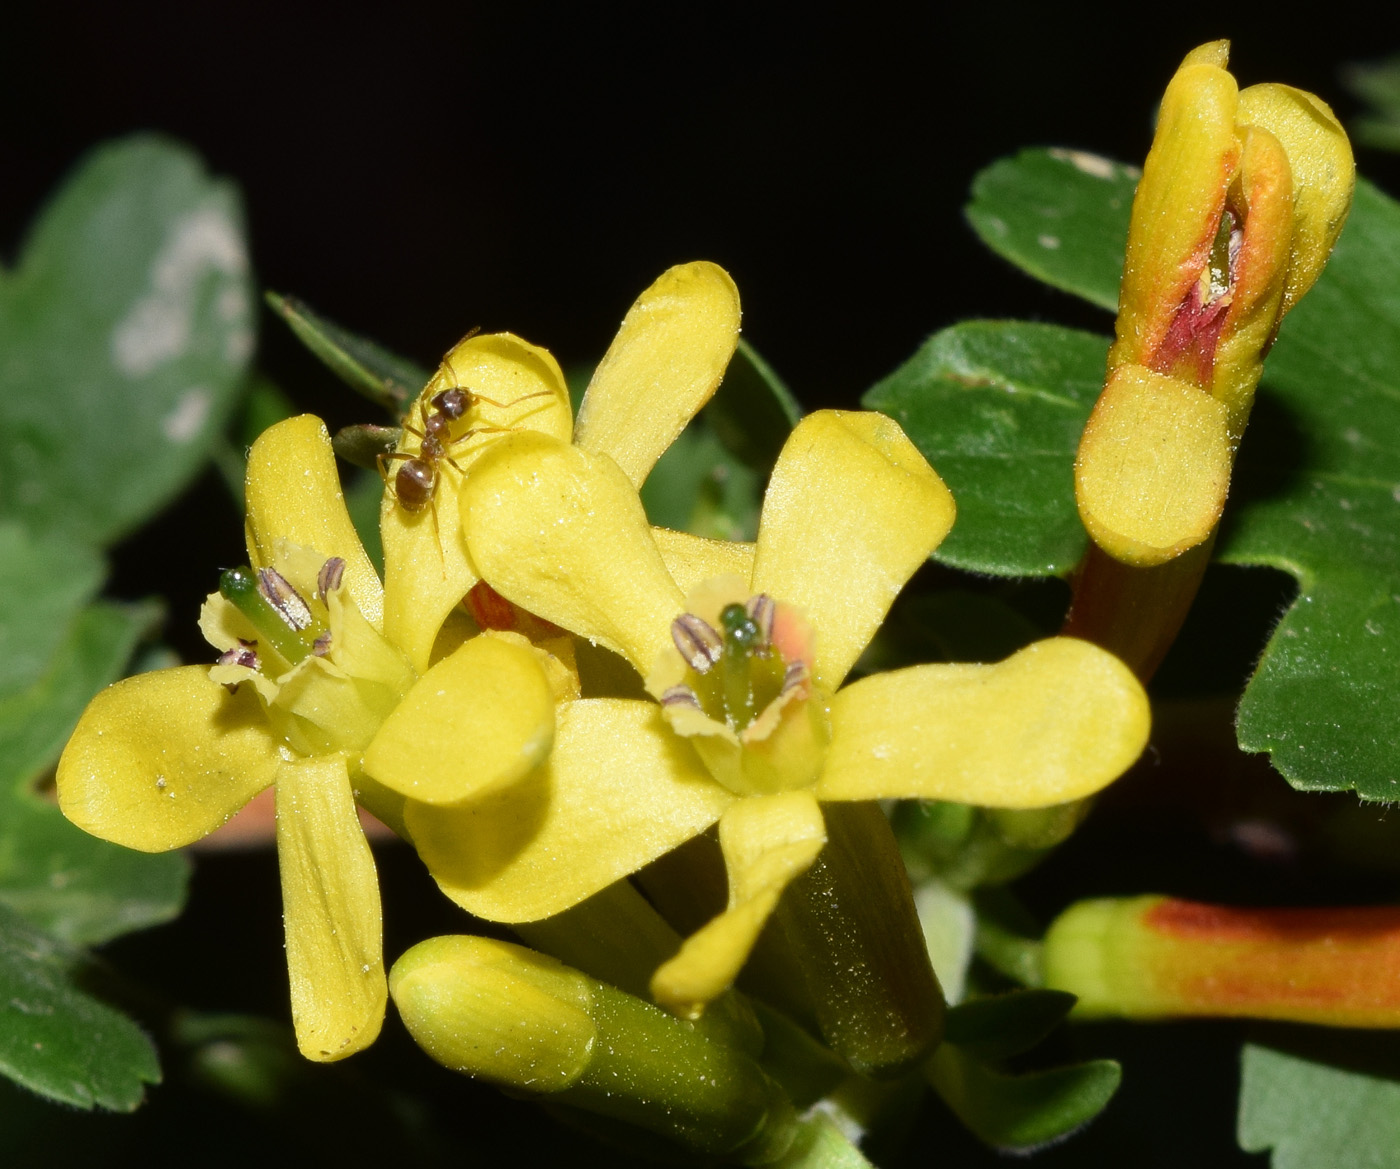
[460, 433, 684, 672]
[652, 528, 756, 597]
[362, 633, 555, 805]
[1074, 363, 1231, 566]
[405, 698, 732, 922]
[575, 262, 741, 487]
[752, 411, 955, 690]
[1180, 40, 1230, 69]
[381, 333, 571, 673]
[1211, 125, 1293, 434]
[1111, 58, 1239, 369]
[57, 666, 281, 851]
[651, 791, 826, 1018]
[1236, 82, 1355, 316]
[816, 638, 1150, 807]
[244, 415, 383, 630]
[276, 754, 385, 1061]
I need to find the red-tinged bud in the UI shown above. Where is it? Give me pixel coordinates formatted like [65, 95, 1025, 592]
[1045, 896, 1400, 1027]
[1076, 41, 1354, 569]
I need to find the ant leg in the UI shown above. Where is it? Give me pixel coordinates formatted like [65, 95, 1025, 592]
[467, 389, 555, 410]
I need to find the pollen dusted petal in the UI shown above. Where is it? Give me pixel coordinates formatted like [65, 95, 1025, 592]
[244, 415, 384, 630]
[816, 638, 1150, 807]
[574, 261, 741, 488]
[56, 666, 283, 851]
[276, 753, 386, 1061]
[651, 790, 826, 1019]
[362, 633, 555, 806]
[405, 698, 733, 923]
[460, 433, 685, 673]
[752, 411, 955, 691]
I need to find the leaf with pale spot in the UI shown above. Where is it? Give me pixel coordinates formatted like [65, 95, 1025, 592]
[0, 135, 254, 546]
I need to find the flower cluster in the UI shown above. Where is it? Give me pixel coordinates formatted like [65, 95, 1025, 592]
[56, 259, 1151, 1156]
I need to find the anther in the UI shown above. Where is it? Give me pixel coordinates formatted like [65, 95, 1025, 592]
[745, 594, 775, 646]
[672, 614, 723, 672]
[258, 568, 313, 631]
[317, 557, 346, 602]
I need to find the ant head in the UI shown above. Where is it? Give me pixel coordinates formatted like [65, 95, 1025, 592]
[431, 387, 470, 420]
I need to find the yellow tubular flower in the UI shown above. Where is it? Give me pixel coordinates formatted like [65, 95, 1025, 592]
[379, 261, 740, 673]
[443, 410, 1151, 1019]
[57, 415, 556, 1061]
[1075, 40, 1354, 567]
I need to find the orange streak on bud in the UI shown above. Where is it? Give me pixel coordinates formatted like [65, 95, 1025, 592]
[1143, 900, 1400, 1022]
[1046, 896, 1400, 1027]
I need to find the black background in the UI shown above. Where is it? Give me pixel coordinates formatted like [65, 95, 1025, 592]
[6, 5, 1400, 1166]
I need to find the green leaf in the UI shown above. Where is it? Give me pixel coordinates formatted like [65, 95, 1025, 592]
[0, 601, 188, 946]
[863, 320, 1105, 575]
[640, 420, 761, 541]
[966, 147, 1134, 313]
[943, 989, 1077, 1063]
[0, 904, 160, 1110]
[265, 291, 430, 416]
[706, 337, 802, 474]
[1239, 1040, 1400, 1169]
[926, 1044, 1120, 1153]
[0, 524, 105, 701]
[0, 136, 254, 547]
[1218, 181, 1400, 798]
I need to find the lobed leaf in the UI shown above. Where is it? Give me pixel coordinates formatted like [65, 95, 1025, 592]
[1239, 1040, 1400, 1169]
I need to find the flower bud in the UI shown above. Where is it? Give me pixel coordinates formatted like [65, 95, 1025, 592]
[1076, 41, 1354, 567]
[1044, 896, 1400, 1026]
[390, 936, 798, 1162]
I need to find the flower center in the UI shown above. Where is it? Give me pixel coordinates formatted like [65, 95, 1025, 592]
[662, 595, 808, 736]
[217, 558, 342, 669]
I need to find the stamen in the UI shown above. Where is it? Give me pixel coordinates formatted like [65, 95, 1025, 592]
[317, 557, 346, 602]
[216, 643, 260, 670]
[312, 632, 333, 657]
[672, 614, 723, 672]
[745, 594, 775, 646]
[661, 685, 703, 710]
[258, 568, 313, 631]
[782, 660, 808, 694]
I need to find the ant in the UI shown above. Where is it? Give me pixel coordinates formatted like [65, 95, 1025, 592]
[378, 344, 552, 560]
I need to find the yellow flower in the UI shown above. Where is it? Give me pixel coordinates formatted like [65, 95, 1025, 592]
[410, 409, 1150, 1019]
[57, 415, 556, 1061]
[1075, 40, 1354, 566]
[378, 260, 742, 674]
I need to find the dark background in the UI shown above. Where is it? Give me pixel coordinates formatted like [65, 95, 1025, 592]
[5, 5, 1400, 1166]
